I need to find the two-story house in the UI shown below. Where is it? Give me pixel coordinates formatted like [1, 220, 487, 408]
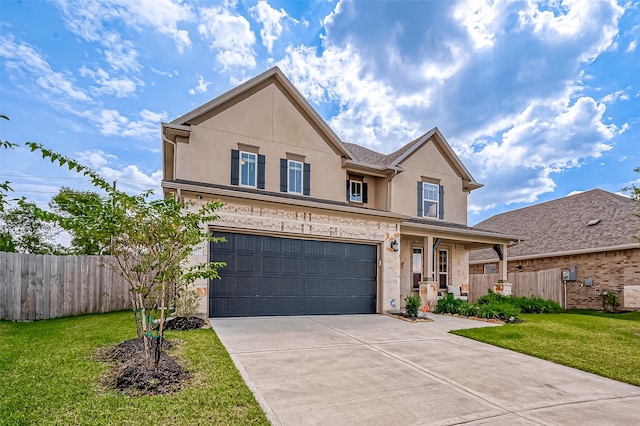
[161, 67, 516, 317]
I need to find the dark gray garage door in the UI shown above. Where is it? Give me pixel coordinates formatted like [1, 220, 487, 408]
[209, 232, 377, 317]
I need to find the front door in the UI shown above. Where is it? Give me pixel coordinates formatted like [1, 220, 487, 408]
[438, 249, 448, 289]
[412, 248, 422, 290]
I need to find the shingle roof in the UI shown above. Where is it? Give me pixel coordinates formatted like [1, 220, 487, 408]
[343, 136, 423, 168]
[469, 189, 640, 261]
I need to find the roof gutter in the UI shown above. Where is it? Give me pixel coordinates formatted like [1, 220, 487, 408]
[469, 242, 640, 264]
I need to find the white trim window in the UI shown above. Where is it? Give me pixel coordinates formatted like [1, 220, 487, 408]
[240, 151, 257, 187]
[349, 180, 363, 202]
[422, 182, 439, 218]
[288, 160, 303, 194]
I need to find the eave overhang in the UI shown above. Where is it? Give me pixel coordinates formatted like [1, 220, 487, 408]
[162, 179, 409, 222]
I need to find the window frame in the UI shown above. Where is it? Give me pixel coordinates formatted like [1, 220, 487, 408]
[349, 179, 363, 203]
[287, 159, 303, 194]
[239, 151, 257, 188]
[422, 182, 439, 218]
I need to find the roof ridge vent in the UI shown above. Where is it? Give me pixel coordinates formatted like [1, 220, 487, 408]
[587, 219, 601, 226]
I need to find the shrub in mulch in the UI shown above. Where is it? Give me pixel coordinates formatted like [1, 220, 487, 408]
[164, 316, 208, 331]
[95, 338, 191, 396]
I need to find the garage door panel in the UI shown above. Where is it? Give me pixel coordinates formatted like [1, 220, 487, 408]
[210, 232, 377, 317]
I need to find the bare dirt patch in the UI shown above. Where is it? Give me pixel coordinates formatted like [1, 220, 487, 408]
[95, 338, 191, 396]
[387, 312, 433, 322]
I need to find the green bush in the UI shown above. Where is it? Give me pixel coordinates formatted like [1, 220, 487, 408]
[435, 294, 464, 314]
[477, 289, 506, 305]
[457, 303, 479, 317]
[511, 296, 562, 314]
[404, 292, 422, 318]
[476, 302, 521, 321]
[477, 291, 561, 314]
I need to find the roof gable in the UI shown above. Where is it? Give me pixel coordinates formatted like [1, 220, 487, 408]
[389, 128, 482, 191]
[170, 66, 353, 159]
[470, 189, 640, 261]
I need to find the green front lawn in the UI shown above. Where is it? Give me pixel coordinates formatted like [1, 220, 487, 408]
[0, 311, 268, 425]
[452, 310, 640, 386]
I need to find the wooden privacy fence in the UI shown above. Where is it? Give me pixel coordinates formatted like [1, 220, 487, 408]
[0, 252, 130, 321]
[469, 268, 563, 305]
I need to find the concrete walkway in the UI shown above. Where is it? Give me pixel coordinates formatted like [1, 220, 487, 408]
[210, 314, 640, 425]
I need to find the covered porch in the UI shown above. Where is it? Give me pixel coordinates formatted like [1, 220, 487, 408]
[398, 220, 518, 311]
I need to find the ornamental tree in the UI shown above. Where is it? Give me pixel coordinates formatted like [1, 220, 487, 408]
[27, 142, 225, 369]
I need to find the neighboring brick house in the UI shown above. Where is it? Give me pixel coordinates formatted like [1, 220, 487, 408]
[470, 189, 640, 310]
[161, 66, 515, 317]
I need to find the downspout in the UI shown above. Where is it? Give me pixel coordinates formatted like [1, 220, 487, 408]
[387, 168, 400, 211]
[162, 134, 177, 184]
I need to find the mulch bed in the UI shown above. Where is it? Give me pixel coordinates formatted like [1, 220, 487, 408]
[387, 312, 433, 322]
[95, 338, 191, 396]
[164, 316, 209, 331]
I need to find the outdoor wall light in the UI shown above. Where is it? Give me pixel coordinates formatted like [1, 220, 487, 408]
[390, 239, 399, 252]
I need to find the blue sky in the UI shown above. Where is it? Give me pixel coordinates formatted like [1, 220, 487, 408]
[1, 0, 639, 225]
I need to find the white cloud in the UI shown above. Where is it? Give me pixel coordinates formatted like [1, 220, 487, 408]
[74, 150, 117, 169]
[276, 44, 420, 149]
[98, 165, 163, 194]
[601, 88, 631, 104]
[627, 38, 637, 52]
[93, 108, 166, 139]
[52, 0, 193, 53]
[101, 34, 142, 73]
[79, 66, 140, 98]
[198, 1, 257, 70]
[122, 109, 169, 139]
[188, 74, 211, 95]
[0, 35, 92, 103]
[97, 109, 128, 136]
[249, 0, 293, 54]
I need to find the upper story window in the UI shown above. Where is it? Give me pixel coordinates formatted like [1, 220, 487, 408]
[350, 180, 363, 202]
[422, 182, 439, 218]
[280, 157, 310, 196]
[231, 149, 265, 189]
[240, 151, 257, 187]
[288, 160, 303, 194]
[417, 181, 444, 219]
[347, 177, 368, 204]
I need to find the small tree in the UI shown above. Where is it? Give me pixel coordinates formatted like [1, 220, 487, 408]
[27, 142, 226, 369]
[49, 187, 111, 255]
[0, 198, 64, 254]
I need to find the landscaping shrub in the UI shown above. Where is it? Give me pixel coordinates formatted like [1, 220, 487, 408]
[404, 292, 422, 318]
[477, 291, 561, 314]
[476, 302, 521, 321]
[456, 302, 479, 317]
[435, 294, 464, 314]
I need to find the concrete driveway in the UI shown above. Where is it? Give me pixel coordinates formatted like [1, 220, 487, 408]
[210, 314, 640, 425]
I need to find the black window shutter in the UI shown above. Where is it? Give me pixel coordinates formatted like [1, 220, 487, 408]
[362, 183, 368, 204]
[417, 181, 423, 216]
[257, 154, 265, 189]
[303, 163, 311, 196]
[439, 185, 444, 219]
[280, 159, 287, 192]
[231, 149, 239, 186]
[346, 180, 350, 201]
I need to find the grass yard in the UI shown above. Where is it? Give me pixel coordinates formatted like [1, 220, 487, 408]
[452, 310, 640, 386]
[0, 311, 268, 425]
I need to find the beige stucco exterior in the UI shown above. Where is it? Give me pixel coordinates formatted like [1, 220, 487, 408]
[391, 142, 468, 224]
[162, 67, 514, 317]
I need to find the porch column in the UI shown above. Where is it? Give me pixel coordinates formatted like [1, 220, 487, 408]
[498, 243, 508, 282]
[424, 236, 434, 281]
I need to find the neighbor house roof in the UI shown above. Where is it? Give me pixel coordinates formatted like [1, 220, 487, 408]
[469, 189, 640, 262]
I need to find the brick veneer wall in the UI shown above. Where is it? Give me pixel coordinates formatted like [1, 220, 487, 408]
[471, 248, 640, 309]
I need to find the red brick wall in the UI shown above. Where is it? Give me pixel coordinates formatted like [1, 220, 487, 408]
[471, 248, 640, 309]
